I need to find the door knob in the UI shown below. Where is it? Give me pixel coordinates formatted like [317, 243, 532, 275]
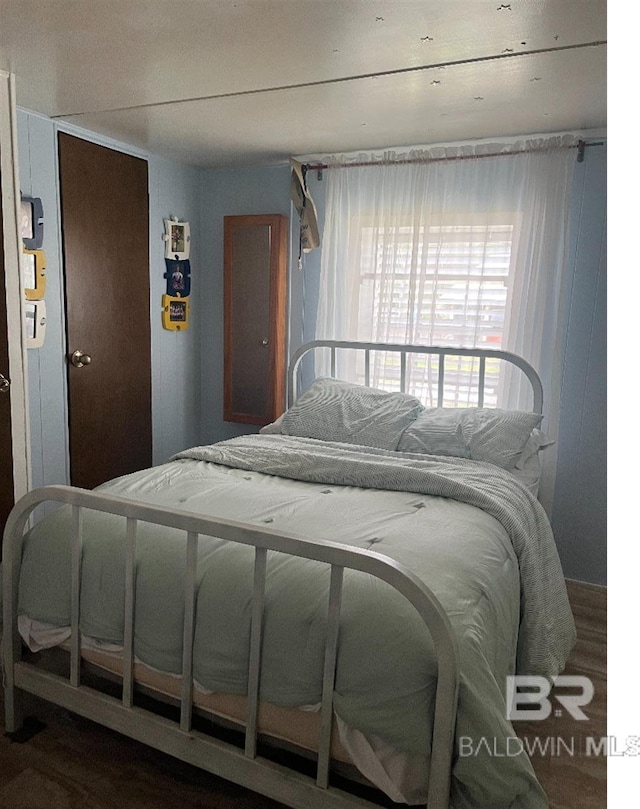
[70, 350, 92, 368]
[261, 339, 270, 346]
[0, 373, 10, 393]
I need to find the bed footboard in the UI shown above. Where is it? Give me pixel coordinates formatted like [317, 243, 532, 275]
[3, 485, 459, 809]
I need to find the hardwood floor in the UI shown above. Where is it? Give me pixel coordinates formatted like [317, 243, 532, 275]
[0, 580, 606, 809]
[513, 579, 607, 809]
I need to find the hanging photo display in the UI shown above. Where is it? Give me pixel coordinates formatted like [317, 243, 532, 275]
[163, 217, 190, 260]
[164, 258, 191, 297]
[161, 294, 191, 331]
[161, 216, 191, 330]
[20, 195, 44, 250]
[20, 194, 47, 347]
[22, 248, 47, 300]
[24, 300, 47, 348]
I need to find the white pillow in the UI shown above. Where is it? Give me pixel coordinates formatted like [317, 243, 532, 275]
[281, 378, 424, 450]
[510, 428, 555, 497]
[259, 414, 284, 434]
[397, 407, 543, 470]
[514, 427, 555, 469]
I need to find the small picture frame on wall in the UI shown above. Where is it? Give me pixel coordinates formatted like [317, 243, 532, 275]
[164, 258, 191, 297]
[161, 294, 190, 331]
[22, 247, 47, 300]
[25, 299, 46, 348]
[163, 217, 190, 260]
[20, 195, 44, 250]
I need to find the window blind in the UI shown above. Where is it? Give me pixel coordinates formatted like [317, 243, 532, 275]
[356, 222, 515, 406]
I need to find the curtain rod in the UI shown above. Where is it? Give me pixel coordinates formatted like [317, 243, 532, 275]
[303, 140, 604, 174]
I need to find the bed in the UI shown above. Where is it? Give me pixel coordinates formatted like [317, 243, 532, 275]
[2, 340, 576, 809]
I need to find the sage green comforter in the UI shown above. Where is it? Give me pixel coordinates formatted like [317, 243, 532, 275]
[16, 435, 575, 808]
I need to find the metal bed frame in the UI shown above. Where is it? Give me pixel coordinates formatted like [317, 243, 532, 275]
[288, 340, 543, 413]
[3, 341, 542, 809]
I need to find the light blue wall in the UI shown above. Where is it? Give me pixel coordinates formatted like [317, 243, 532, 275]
[197, 165, 292, 444]
[17, 111, 70, 491]
[17, 111, 203, 487]
[552, 143, 607, 585]
[148, 154, 202, 463]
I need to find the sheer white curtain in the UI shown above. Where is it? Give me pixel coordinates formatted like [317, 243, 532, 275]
[316, 136, 578, 511]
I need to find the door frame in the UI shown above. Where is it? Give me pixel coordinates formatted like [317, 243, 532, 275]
[0, 70, 31, 502]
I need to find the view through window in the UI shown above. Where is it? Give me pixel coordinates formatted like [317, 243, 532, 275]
[355, 219, 516, 406]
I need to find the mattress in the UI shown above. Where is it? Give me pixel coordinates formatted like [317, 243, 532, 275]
[14, 434, 576, 808]
[18, 626, 429, 804]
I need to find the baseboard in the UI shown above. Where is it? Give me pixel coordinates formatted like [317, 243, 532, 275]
[565, 576, 606, 592]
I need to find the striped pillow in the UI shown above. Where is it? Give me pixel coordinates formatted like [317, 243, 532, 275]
[281, 378, 424, 450]
[397, 408, 543, 469]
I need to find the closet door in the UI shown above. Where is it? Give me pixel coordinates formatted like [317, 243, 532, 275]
[58, 133, 152, 489]
[223, 214, 287, 425]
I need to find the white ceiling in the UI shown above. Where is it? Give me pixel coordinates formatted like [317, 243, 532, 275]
[0, 1, 607, 169]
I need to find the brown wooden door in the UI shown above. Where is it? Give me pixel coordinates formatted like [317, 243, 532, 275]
[0, 168, 15, 539]
[224, 214, 287, 425]
[58, 133, 152, 489]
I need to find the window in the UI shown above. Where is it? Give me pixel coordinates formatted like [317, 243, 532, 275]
[316, 143, 578, 507]
[354, 218, 517, 407]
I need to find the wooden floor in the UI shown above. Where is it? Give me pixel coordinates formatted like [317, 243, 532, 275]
[0, 579, 606, 809]
[514, 580, 607, 809]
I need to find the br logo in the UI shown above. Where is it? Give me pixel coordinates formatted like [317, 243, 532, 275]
[506, 675, 594, 721]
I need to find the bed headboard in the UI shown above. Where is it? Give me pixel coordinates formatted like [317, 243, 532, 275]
[287, 340, 543, 414]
